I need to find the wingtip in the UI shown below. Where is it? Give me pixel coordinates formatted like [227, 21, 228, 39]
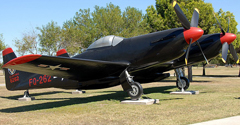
[173, 1, 177, 7]
[2, 54, 42, 68]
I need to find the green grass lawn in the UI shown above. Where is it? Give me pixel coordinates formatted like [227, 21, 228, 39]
[0, 66, 240, 125]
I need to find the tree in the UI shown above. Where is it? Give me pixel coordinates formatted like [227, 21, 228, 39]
[0, 34, 7, 68]
[14, 29, 38, 56]
[37, 21, 62, 56]
[0, 34, 6, 52]
[61, 20, 83, 56]
[146, 0, 216, 34]
[60, 3, 148, 56]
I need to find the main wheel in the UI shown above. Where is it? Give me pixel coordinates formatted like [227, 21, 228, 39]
[176, 77, 189, 90]
[127, 82, 143, 100]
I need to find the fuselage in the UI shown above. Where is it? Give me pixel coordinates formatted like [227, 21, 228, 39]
[74, 28, 189, 71]
[131, 33, 224, 82]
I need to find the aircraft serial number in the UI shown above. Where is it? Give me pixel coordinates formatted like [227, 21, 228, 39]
[29, 75, 52, 87]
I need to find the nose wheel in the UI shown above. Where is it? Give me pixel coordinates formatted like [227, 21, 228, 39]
[127, 82, 143, 100]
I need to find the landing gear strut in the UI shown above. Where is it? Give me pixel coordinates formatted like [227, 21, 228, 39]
[23, 90, 30, 98]
[174, 68, 190, 91]
[125, 70, 143, 100]
[18, 90, 35, 101]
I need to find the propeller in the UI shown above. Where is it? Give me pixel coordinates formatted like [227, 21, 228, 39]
[185, 38, 192, 65]
[173, 1, 204, 65]
[222, 42, 229, 63]
[173, 1, 190, 30]
[196, 41, 209, 64]
[214, 14, 238, 63]
[190, 8, 209, 64]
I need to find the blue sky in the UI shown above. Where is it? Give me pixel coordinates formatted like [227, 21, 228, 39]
[0, 0, 239, 51]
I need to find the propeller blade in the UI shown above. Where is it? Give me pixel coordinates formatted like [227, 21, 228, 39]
[196, 41, 209, 64]
[227, 17, 230, 33]
[222, 42, 229, 63]
[229, 43, 239, 63]
[213, 13, 225, 35]
[190, 8, 199, 27]
[173, 1, 190, 30]
[185, 38, 193, 65]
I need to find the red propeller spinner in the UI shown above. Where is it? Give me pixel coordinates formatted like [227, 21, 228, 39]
[183, 27, 204, 44]
[220, 33, 236, 45]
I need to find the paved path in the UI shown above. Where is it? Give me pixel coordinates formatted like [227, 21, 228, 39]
[191, 116, 240, 125]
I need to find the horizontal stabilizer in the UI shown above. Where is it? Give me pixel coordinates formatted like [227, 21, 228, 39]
[2, 54, 129, 82]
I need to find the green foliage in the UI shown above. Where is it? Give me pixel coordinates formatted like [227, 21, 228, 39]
[0, 34, 6, 51]
[14, 30, 38, 56]
[146, 0, 215, 34]
[37, 21, 62, 56]
[0, 34, 6, 67]
[60, 3, 148, 56]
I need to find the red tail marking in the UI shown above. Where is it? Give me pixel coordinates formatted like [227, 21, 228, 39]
[2, 48, 14, 56]
[56, 49, 67, 56]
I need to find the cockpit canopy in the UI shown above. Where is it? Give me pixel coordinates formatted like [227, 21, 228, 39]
[87, 35, 124, 50]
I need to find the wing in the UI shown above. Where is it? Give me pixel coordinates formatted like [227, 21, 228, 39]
[2, 54, 129, 82]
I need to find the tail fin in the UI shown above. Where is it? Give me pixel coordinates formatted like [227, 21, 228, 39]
[2, 48, 20, 90]
[2, 48, 79, 90]
[2, 48, 43, 90]
[56, 49, 70, 57]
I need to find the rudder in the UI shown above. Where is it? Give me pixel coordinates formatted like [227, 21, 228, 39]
[2, 48, 19, 90]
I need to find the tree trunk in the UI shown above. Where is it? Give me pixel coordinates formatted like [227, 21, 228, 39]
[238, 67, 240, 77]
[203, 63, 206, 76]
[188, 65, 192, 82]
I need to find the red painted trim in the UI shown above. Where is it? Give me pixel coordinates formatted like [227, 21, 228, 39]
[2, 54, 42, 68]
[56, 49, 67, 56]
[220, 33, 236, 44]
[183, 27, 204, 44]
[2, 48, 13, 56]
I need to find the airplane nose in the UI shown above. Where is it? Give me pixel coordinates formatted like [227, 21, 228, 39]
[183, 27, 204, 44]
[220, 33, 236, 44]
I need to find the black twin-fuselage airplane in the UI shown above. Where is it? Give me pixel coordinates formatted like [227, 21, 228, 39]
[2, 1, 204, 100]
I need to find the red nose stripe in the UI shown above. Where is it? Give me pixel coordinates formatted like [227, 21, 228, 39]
[2, 48, 14, 56]
[220, 33, 236, 44]
[183, 27, 204, 44]
[56, 49, 67, 56]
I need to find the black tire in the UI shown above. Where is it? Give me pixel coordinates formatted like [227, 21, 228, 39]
[127, 82, 143, 100]
[176, 77, 189, 90]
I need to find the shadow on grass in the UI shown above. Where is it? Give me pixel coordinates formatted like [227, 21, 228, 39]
[193, 75, 239, 77]
[0, 86, 177, 113]
[144, 86, 176, 94]
[161, 80, 211, 83]
[0, 91, 68, 100]
[234, 97, 240, 99]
